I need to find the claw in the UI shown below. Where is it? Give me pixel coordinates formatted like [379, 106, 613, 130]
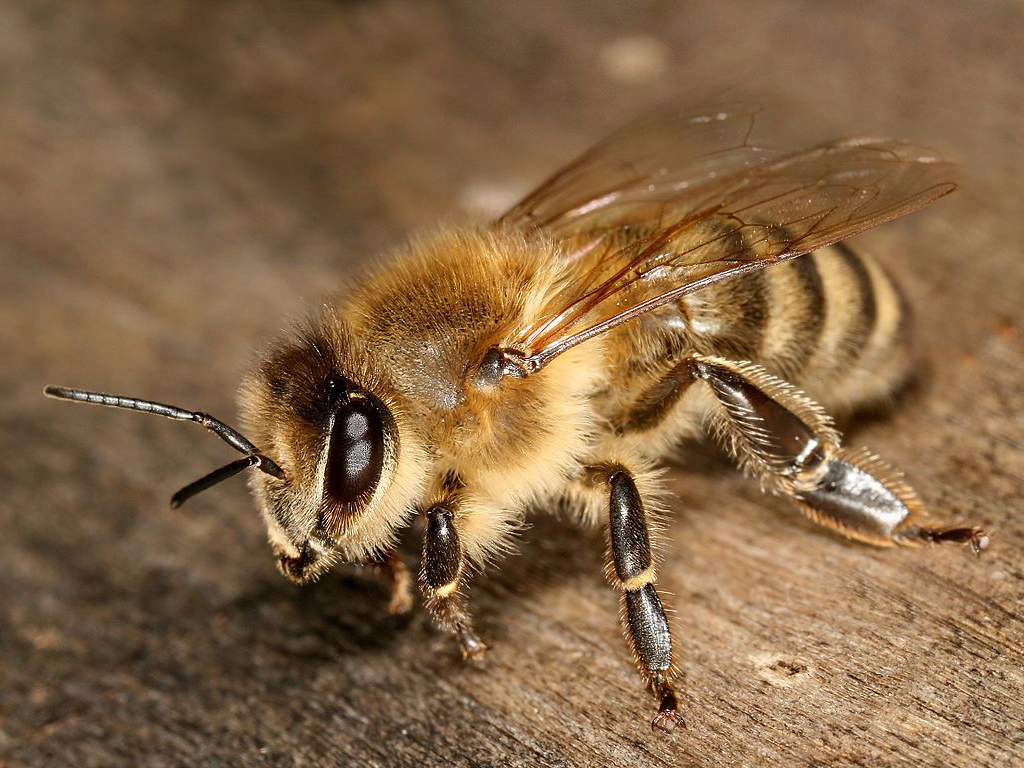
[388, 589, 414, 615]
[651, 684, 684, 733]
[457, 627, 488, 660]
[651, 707, 684, 733]
[898, 525, 991, 556]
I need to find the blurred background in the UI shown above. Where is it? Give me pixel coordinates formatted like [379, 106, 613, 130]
[2, 2, 1022, 766]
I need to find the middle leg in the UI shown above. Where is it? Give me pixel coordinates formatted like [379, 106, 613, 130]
[587, 463, 683, 732]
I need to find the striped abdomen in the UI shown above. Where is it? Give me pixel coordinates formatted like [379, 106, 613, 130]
[679, 242, 912, 412]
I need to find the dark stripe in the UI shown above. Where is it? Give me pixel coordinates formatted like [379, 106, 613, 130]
[737, 267, 769, 359]
[786, 254, 826, 376]
[834, 242, 877, 367]
[893, 269, 913, 347]
[868, 263, 913, 371]
[617, 357, 697, 433]
[685, 215, 769, 360]
[698, 266, 768, 361]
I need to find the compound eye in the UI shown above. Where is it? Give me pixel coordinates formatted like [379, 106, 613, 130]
[325, 399, 384, 507]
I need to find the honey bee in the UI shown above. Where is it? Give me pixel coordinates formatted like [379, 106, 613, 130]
[46, 103, 988, 732]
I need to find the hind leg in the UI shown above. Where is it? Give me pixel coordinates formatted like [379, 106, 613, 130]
[621, 352, 987, 552]
[689, 354, 988, 552]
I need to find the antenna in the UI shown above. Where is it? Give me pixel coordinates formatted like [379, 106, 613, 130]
[44, 386, 285, 506]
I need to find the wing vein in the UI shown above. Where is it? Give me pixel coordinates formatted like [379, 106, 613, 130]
[496, 104, 955, 373]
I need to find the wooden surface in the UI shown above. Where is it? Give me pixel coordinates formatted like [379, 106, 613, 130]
[2, 2, 1023, 766]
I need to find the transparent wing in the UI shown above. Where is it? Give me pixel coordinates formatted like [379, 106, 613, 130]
[501, 102, 781, 233]
[499, 125, 956, 373]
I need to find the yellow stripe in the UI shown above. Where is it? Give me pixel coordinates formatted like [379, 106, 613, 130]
[435, 581, 459, 598]
[623, 567, 656, 591]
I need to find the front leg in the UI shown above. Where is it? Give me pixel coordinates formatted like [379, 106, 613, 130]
[363, 550, 414, 615]
[591, 464, 683, 732]
[419, 503, 487, 658]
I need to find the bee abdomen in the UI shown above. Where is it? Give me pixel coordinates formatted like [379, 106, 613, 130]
[616, 241, 912, 430]
[755, 243, 912, 411]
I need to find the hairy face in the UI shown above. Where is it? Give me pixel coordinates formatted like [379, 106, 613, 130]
[239, 322, 424, 582]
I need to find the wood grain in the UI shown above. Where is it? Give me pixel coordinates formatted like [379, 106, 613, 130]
[2, 2, 1022, 766]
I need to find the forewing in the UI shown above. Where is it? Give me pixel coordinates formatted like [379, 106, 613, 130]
[506, 134, 956, 371]
[501, 103, 783, 233]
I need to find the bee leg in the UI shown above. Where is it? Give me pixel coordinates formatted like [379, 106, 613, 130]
[364, 550, 414, 615]
[690, 354, 989, 553]
[419, 503, 487, 659]
[592, 465, 683, 732]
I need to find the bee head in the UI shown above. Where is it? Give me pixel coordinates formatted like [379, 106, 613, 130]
[240, 322, 426, 584]
[44, 319, 427, 585]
